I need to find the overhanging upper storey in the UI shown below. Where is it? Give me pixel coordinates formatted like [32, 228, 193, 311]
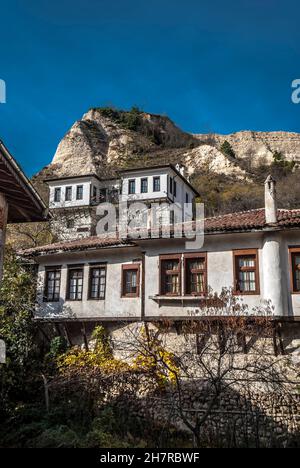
[119, 163, 199, 203]
[44, 174, 121, 209]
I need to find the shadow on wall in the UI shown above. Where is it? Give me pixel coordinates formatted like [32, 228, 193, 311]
[132, 381, 300, 448]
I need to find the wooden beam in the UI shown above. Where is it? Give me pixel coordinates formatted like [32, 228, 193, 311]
[81, 322, 89, 351]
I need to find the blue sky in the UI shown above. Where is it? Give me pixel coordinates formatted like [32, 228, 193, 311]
[0, 0, 300, 176]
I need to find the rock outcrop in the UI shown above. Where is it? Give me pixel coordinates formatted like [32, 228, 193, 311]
[34, 108, 300, 186]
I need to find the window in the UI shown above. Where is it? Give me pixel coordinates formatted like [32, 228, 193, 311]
[65, 186, 72, 201]
[66, 219, 74, 229]
[92, 186, 97, 202]
[153, 176, 160, 192]
[185, 192, 189, 204]
[128, 179, 136, 195]
[184, 254, 207, 295]
[169, 177, 173, 194]
[100, 188, 107, 201]
[44, 268, 61, 302]
[233, 250, 259, 294]
[89, 266, 106, 299]
[67, 267, 84, 300]
[76, 185, 83, 200]
[54, 188, 61, 202]
[160, 255, 181, 296]
[290, 248, 300, 292]
[141, 178, 148, 193]
[173, 181, 177, 197]
[122, 264, 140, 297]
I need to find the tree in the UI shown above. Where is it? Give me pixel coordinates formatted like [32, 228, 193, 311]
[220, 140, 236, 159]
[121, 289, 298, 447]
[0, 249, 39, 416]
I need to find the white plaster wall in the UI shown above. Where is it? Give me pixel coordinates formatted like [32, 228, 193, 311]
[281, 231, 300, 317]
[121, 169, 168, 202]
[48, 176, 101, 209]
[34, 229, 300, 321]
[36, 247, 142, 320]
[142, 233, 265, 317]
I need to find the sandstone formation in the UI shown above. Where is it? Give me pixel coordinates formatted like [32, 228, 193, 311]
[34, 108, 300, 189]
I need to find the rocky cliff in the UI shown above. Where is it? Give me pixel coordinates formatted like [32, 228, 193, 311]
[35, 108, 300, 178]
[33, 107, 300, 210]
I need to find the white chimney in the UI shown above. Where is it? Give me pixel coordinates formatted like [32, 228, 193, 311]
[175, 163, 186, 178]
[264, 175, 277, 224]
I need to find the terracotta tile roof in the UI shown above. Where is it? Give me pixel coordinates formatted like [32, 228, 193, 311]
[20, 208, 300, 256]
[21, 236, 134, 256]
[198, 208, 300, 233]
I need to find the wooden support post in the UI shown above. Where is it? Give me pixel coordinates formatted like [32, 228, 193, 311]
[273, 323, 279, 357]
[63, 323, 72, 347]
[81, 322, 89, 351]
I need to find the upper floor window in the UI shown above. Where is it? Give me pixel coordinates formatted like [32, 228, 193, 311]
[185, 192, 189, 204]
[173, 181, 177, 197]
[233, 250, 259, 295]
[153, 176, 161, 192]
[100, 188, 107, 201]
[92, 186, 97, 201]
[141, 178, 148, 193]
[169, 177, 173, 195]
[65, 186, 72, 201]
[290, 248, 300, 293]
[184, 254, 207, 295]
[160, 255, 181, 296]
[44, 267, 61, 302]
[67, 267, 84, 301]
[54, 188, 61, 202]
[121, 264, 140, 297]
[76, 185, 83, 200]
[66, 219, 75, 229]
[89, 266, 106, 300]
[128, 179, 136, 195]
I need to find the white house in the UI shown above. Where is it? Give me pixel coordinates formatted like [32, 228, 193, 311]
[21, 175, 300, 353]
[45, 164, 199, 241]
[0, 140, 48, 281]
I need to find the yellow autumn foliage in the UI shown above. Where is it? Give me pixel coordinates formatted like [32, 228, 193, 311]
[57, 325, 179, 387]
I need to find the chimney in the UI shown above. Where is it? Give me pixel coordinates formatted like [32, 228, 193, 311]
[175, 163, 186, 178]
[264, 175, 277, 224]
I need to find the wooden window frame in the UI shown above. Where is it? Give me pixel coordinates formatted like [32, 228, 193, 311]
[233, 249, 260, 295]
[54, 187, 61, 202]
[141, 178, 148, 194]
[66, 265, 84, 301]
[76, 185, 84, 200]
[44, 266, 61, 302]
[88, 265, 107, 300]
[121, 264, 140, 298]
[128, 179, 136, 195]
[289, 247, 300, 294]
[184, 253, 207, 296]
[65, 186, 72, 201]
[92, 185, 97, 202]
[153, 176, 161, 192]
[169, 176, 173, 195]
[159, 254, 182, 296]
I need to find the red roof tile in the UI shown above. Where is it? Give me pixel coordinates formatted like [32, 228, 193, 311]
[21, 236, 133, 256]
[20, 208, 300, 256]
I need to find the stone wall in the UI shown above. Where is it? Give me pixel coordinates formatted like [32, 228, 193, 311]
[136, 389, 300, 447]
